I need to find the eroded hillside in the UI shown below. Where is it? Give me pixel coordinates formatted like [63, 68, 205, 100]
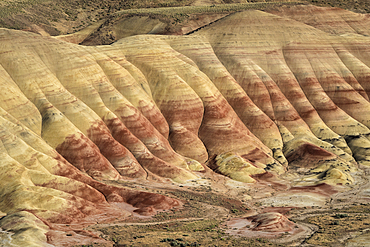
[1, 4, 370, 247]
[0, 0, 369, 47]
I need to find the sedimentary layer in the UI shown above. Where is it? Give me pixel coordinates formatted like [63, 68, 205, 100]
[1, 4, 370, 246]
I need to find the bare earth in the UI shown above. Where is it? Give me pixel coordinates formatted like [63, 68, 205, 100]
[1, 1, 370, 247]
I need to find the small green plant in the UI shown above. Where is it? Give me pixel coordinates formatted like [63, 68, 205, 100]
[334, 213, 348, 219]
[160, 238, 175, 242]
[330, 220, 340, 225]
[256, 238, 268, 243]
[161, 238, 200, 247]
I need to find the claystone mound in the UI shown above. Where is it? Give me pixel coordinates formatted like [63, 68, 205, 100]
[247, 212, 295, 232]
[0, 4, 370, 246]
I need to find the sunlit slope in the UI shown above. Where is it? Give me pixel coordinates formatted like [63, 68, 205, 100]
[194, 9, 370, 170]
[1, 6, 370, 245]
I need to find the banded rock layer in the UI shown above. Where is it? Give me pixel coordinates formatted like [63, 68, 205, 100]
[1, 5, 370, 246]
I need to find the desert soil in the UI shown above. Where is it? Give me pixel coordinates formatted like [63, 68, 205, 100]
[65, 167, 370, 247]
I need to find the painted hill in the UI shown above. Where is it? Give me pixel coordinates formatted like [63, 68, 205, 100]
[1, 4, 370, 246]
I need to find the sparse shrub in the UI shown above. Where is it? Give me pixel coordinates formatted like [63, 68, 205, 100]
[334, 213, 348, 219]
[330, 220, 340, 225]
[256, 238, 268, 243]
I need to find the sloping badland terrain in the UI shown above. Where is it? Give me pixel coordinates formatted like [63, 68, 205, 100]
[1, 1, 370, 246]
